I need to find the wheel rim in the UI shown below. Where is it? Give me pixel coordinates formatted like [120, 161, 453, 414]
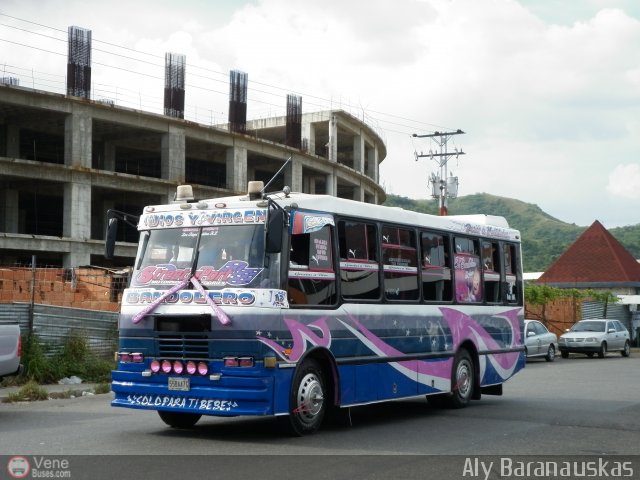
[295, 372, 324, 425]
[625, 343, 630, 355]
[548, 345, 555, 359]
[455, 359, 472, 399]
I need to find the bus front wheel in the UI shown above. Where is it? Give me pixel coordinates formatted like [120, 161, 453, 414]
[158, 410, 202, 429]
[284, 359, 326, 436]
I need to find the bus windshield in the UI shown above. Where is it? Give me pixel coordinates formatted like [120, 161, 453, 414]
[131, 224, 277, 290]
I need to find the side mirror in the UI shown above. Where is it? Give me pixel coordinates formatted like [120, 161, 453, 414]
[527, 331, 535, 337]
[265, 209, 284, 254]
[104, 217, 118, 259]
[608, 328, 616, 334]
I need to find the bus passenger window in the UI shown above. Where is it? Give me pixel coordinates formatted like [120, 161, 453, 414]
[382, 226, 418, 301]
[420, 232, 452, 302]
[454, 236, 482, 303]
[504, 243, 520, 304]
[338, 220, 380, 300]
[483, 241, 501, 303]
[287, 225, 336, 306]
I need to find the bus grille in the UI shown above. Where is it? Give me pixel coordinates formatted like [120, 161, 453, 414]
[157, 335, 210, 359]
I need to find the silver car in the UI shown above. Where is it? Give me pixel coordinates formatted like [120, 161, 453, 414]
[559, 319, 631, 359]
[524, 319, 558, 362]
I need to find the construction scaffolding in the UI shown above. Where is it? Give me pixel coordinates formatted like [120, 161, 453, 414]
[66, 26, 92, 99]
[164, 53, 186, 119]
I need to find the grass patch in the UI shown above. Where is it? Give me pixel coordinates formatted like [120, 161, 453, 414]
[94, 383, 112, 395]
[3, 381, 49, 403]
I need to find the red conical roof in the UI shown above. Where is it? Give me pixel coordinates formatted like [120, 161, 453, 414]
[538, 220, 640, 284]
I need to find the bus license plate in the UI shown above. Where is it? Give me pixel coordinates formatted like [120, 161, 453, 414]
[168, 377, 190, 392]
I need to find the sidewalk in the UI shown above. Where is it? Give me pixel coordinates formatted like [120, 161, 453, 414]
[0, 382, 106, 402]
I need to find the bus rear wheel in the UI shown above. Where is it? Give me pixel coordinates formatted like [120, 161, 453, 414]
[427, 349, 474, 409]
[283, 359, 326, 436]
[158, 410, 202, 429]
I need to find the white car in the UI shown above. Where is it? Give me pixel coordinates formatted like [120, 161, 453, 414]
[559, 319, 631, 359]
[524, 319, 558, 362]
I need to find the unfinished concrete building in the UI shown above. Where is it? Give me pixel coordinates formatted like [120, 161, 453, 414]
[0, 84, 386, 268]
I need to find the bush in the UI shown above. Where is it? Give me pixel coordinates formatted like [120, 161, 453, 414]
[15, 331, 115, 385]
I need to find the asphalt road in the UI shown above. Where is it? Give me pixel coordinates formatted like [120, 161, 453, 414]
[1, 354, 639, 479]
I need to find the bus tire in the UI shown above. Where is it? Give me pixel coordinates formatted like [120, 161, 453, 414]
[284, 359, 326, 436]
[450, 349, 474, 408]
[157, 410, 201, 429]
[427, 349, 474, 409]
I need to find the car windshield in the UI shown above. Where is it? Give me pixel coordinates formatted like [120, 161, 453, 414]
[571, 321, 606, 333]
[131, 224, 279, 290]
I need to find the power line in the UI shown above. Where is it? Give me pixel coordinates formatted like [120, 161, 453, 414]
[0, 12, 455, 136]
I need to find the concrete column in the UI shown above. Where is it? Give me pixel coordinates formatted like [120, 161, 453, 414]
[328, 115, 337, 162]
[3, 189, 19, 233]
[372, 147, 379, 184]
[63, 180, 91, 267]
[366, 144, 376, 180]
[226, 146, 247, 193]
[354, 186, 364, 202]
[103, 142, 116, 172]
[64, 107, 92, 167]
[354, 134, 365, 173]
[285, 158, 303, 192]
[326, 172, 336, 196]
[302, 121, 316, 155]
[6, 125, 20, 158]
[161, 126, 185, 182]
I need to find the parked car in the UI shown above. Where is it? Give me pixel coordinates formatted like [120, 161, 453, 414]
[524, 319, 558, 362]
[0, 323, 23, 379]
[558, 319, 631, 359]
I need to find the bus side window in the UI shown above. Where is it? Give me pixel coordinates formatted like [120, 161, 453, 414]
[382, 226, 418, 301]
[420, 232, 452, 302]
[454, 236, 482, 303]
[338, 220, 380, 300]
[483, 241, 501, 303]
[287, 225, 336, 306]
[503, 243, 520, 304]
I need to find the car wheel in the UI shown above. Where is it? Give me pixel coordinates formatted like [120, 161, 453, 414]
[621, 341, 631, 357]
[283, 359, 326, 436]
[560, 351, 569, 359]
[157, 411, 201, 428]
[545, 345, 556, 362]
[597, 342, 607, 358]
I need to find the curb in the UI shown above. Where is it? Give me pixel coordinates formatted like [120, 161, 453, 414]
[0, 382, 106, 402]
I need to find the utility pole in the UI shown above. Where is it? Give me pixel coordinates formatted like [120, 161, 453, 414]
[413, 129, 465, 216]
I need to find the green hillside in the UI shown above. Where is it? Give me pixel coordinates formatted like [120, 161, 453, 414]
[382, 193, 640, 272]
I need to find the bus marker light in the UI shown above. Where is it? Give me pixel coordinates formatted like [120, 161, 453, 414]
[142, 370, 152, 377]
[263, 357, 277, 368]
[150, 360, 161, 373]
[209, 374, 221, 381]
[173, 361, 184, 374]
[119, 352, 131, 362]
[161, 360, 172, 373]
[197, 362, 209, 375]
[186, 361, 197, 375]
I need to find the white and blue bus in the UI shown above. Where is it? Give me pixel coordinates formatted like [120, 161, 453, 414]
[108, 181, 525, 435]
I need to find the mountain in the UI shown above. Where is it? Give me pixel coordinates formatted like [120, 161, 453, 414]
[382, 193, 640, 272]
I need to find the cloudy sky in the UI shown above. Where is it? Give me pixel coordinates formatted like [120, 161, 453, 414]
[1, 0, 639, 228]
